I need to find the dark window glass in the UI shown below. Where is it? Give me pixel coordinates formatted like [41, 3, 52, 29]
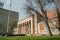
[48, 0, 54, 3]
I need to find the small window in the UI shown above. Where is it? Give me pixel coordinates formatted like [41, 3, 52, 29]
[48, 0, 53, 3]
[39, 23, 44, 30]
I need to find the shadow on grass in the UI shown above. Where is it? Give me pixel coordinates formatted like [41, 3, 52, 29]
[44, 38, 60, 40]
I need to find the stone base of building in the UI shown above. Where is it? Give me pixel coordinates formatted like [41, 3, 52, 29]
[33, 34, 49, 36]
[19, 33, 60, 36]
[26, 34, 33, 36]
[26, 34, 49, 36]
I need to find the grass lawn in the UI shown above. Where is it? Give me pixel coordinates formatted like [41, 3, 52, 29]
[0, 36, 60, 40]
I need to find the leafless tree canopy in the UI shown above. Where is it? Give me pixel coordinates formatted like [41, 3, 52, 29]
[23, 0, 55, 36]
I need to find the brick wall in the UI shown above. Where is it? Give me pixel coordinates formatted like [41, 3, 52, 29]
[46, 8, 58, 19]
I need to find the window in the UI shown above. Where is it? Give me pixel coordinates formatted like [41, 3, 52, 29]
[48, 0, 54, 3]
[39, 22, 44, 30]
[0, 24, 2, 27]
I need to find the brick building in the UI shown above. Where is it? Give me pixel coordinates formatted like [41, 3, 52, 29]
[18, 7, 59, 36]
[18, 0, 60, 36]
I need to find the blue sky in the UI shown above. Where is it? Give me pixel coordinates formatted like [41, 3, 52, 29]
[3, 0, 28, 20]
[2, 0, 56, 20]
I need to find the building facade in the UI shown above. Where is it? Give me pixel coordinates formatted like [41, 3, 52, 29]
[18, 0, 60, 36]
[18, 15, 34, 36]
[0, 8, 19, 35]
[18, 8, 59, 36]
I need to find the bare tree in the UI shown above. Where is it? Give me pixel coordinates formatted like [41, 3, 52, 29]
[23, 0, 53, 36]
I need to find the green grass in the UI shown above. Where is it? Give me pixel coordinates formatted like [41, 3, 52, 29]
[0, 36, 60, 40]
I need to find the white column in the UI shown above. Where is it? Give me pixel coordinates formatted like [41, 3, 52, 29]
[31, 17, 34, 34]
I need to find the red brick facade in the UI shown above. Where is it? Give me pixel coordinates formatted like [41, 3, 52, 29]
[46, 8, 58, 19]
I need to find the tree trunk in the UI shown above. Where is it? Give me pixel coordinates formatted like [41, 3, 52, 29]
[38, 0, 52, 36]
